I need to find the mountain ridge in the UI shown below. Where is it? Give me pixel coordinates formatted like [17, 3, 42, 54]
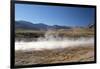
[15, 20, 71, 30]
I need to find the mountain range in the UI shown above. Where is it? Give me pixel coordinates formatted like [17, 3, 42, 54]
[15, 20, 94, 30]
[15, 21, 71, 30]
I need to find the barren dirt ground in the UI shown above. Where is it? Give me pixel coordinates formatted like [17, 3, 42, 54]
[15, 45, 94, 66]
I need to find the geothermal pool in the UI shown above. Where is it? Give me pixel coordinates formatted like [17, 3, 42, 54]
[15, 37, 94, 51]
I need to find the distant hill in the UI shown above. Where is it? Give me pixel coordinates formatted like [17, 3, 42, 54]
[15, 20, 71, 30]
[88, 23, 95, 28]
[15, 21, 39, 30]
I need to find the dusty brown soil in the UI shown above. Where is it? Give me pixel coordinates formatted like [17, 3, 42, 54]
[15, 45, 94, 66]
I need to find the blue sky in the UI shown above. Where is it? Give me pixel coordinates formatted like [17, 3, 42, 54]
[15, 4, 95, 27]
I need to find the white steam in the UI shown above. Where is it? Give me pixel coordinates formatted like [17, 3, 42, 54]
[15, 31, 94, 51]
